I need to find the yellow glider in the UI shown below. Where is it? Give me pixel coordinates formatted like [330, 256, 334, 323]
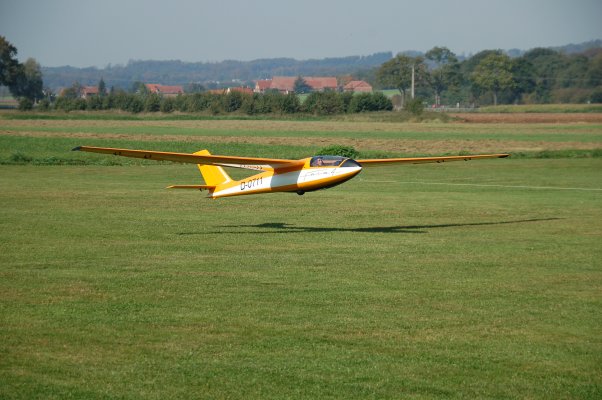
[73, 146, 509, 199]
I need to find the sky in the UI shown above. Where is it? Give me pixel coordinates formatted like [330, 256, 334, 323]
[1, 0, 601, 68]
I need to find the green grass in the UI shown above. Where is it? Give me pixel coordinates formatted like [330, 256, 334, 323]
[1, 158, 601, 399]
[0, 136, 600, 168]
[2, 118, 602, 143]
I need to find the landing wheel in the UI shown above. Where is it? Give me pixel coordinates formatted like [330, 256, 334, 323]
[296, 190, 305, 196]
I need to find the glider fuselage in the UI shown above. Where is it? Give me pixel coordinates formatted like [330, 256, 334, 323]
[210, 156, 362, 198]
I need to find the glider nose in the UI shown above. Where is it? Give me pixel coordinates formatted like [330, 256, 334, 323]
[336, 163, 362, 181]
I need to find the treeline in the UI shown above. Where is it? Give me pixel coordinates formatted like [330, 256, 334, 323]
[377, 46, 602, 106]
[49, 90, 393, 115]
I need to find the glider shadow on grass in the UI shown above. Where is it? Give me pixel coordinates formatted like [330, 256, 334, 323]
[178, 218, 561, 235]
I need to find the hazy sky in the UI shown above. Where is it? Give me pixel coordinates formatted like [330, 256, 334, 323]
[1, 0, 601, 68]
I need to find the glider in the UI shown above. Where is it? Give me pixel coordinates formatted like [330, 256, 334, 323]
[73, 146, 509, 199]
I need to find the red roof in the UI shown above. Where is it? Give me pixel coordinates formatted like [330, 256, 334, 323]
[81, 86, 99, 95]
[254, 79, 272, 91]
[343, 80, 373, 92]
[228, 87, 253, 95]
[270, 76, 338, 92]
[304, 77, 338, 90]
[270, 77, 297, 92]
[145, 84, 184, 95]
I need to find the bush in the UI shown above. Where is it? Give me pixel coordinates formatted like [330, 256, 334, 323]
[317, 145, 359, 159]
[240, 95, 256, 115]
[160, 97, 175, 113]
[348, 92, 393, 113]
[55, 97, 86, 112]
[144, 93, 161, 112]
[185, 93, 213, 112]
[281, 93, 301, 113]
[590, 88, 602, 103]
[86, 95, 103, 110]
[116, 94, 143, 113]
[18, 97, 34, 111]
[37, 98, 50, 111]
[303, 91, 343, 115]
[340, 92, 354, 113]
[8, 152, 33, 163]
[222, 91, 245, 112]
[404, 97, 424, 115]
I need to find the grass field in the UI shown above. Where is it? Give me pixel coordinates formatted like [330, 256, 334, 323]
[1, 113, 601, 399]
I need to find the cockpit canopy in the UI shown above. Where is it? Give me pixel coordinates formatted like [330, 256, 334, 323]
[309, 156, 361, 168]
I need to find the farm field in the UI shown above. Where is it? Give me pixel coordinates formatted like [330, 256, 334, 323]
[1, 113, 601, 399]
[1, 113, 602, 159]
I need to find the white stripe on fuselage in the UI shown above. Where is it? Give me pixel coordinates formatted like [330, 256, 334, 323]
[213, 166, 361, 197]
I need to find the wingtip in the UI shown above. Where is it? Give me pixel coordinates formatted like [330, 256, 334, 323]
[72, 146, 82, 151]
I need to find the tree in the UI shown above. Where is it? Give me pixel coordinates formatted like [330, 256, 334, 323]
[376, 54, 427, 107]
[425, 47, 459, 106]
[522, 48, 566, 102]
[293, 76, 312, 94]
[0, 37, 44, 102]
[509, 58, 536, 103]
[585, 53, 602, 88]
[131, 81, 149, 95]
[471, 53, 515, 105]
[15, 58, 44, 102]
[97, 78, 107, 97]
[61, 82, 82, 99]
[0, 36, 20, 87]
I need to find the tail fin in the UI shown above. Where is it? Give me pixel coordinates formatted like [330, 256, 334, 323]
[194, 150, 232, 186]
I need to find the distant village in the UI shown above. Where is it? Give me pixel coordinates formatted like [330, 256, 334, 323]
[75, 77, 373, 99]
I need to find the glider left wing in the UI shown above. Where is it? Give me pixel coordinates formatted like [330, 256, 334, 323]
[72, 146, 304, 171]
[357, 153, 510, 166]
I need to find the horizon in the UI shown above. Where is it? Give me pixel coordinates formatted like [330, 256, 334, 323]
[39, 39, 602, 71]
[1, 0, 601, 69]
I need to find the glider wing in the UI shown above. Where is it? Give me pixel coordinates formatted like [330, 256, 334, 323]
[72, 146, 304, 171]
[357, 153, 510, 166]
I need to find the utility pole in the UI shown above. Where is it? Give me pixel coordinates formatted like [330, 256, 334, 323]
[411, 64, 415, 99]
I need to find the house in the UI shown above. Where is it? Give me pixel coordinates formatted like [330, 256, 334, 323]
[254, 79, 273, 93]
[80, 86, 99, 98]
[257, 76, 339, 94]
[145, 84, 184, 97]
[343, 80, 373, 93]
[303, 77, 338, 92]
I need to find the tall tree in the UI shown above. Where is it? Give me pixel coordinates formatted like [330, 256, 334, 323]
[0, 37, 44, 102]
[425, 46, 459, 105]
[0, 36, 20, 87]
[97, 78, 107, 96]
[376, 54, 427, 107]
[17, 58, 44, 101]
[471, 53, 515, 105]
[509, 58, 536, 103]
[293, 76, 312, 94]
[522, 48, 566, 102]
